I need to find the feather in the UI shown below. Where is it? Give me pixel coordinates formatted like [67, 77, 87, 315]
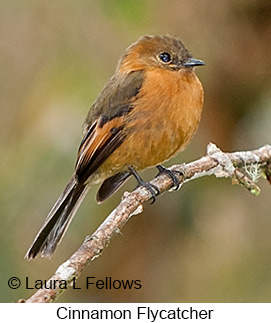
[26, 176, 89, 259]
[96, 171, 131, 203]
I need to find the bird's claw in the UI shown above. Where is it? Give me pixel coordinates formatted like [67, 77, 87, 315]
[129, 166, 160, 203]
[156, 165, 183, 190]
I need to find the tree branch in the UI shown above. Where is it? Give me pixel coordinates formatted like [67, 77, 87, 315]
[20, 143, 271, 303]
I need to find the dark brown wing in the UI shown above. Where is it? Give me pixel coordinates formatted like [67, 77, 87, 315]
[75, 116, 125, 183]
[75, 70, 145, 184]
[83, 70, 145, 130]
[26, 71, 145, 258]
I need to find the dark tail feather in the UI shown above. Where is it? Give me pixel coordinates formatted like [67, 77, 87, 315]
[96, 171, 131, 203]
[25, 175, 89, 259]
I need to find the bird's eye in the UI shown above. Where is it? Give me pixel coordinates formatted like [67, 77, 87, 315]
[158, 52, 172, 63]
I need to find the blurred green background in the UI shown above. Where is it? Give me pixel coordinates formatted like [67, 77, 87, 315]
[1, 0, 271, 303]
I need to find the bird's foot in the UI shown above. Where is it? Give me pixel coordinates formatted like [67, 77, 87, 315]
[129, 166, 160, 204]
[156, 165, 183, 190]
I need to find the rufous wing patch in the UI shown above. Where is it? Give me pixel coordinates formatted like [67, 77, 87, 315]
[75, 116, 126, 183]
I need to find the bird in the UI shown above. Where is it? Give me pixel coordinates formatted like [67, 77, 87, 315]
[26, 35, 205, 259]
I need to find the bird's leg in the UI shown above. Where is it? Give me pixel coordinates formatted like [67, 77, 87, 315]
[129, 166, 160, 204]
[156, 165, 183, 190]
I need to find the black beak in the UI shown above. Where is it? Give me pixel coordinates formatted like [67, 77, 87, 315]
[183, 57, 205, 67]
